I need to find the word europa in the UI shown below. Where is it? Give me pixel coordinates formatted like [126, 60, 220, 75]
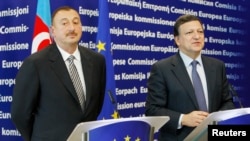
[2, 60, 22, 69]
[80, 1, 247, 24]
[0, 79, 15, 87]
[108, 0, 246, 12]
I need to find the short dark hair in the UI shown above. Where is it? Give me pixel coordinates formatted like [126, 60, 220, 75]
[173, 14, 203, 37]
[51, 6, 77, 25]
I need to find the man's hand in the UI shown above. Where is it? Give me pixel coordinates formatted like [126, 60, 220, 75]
[182, 111, 209, 127]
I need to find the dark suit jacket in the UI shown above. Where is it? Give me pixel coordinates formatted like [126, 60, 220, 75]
[11, 44, 106, 141]
[145, 52, 235, 141]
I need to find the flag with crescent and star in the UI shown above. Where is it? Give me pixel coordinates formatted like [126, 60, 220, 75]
[31, 0, 52, 53]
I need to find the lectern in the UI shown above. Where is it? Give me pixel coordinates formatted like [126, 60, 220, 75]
[67, 116, 169, 141]
[184, 108, 250, 141]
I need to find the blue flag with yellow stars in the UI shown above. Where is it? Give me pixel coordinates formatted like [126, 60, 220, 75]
[96, 0, 119, 120]
[89, 121, 152, 141]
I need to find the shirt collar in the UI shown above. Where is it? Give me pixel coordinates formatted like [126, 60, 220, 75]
[57, 46, 81, 62]
[179, 50, 202, 67]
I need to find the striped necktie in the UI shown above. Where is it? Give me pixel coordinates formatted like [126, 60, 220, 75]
[67, 55, 85, 110]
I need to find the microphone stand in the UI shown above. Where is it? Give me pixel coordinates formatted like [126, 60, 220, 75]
[108, 90, 120, 118]
[229, 83, 244, 108]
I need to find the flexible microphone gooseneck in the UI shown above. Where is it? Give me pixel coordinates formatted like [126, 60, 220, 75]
[228, 83, 244, 108]
[108, 90, 120, 118]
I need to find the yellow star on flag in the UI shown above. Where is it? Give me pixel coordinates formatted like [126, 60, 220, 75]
[135, 137, 141, 141]
[96, 40, 106, 53]
[124, 135, 131, 141]
[111, 110, 119, 119]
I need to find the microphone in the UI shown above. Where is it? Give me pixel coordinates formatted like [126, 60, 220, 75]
[107, 90, 120, 118]
[108, 90, 116, 104]
[228, 83, 244, 108]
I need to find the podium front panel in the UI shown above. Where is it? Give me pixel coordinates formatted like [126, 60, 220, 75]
[88, 120, 153, 141]
[218, 114, 250, 125]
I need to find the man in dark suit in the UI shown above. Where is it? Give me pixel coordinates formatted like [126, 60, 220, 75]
[145, 14, 235, 141]
[11, 6, 106, 141]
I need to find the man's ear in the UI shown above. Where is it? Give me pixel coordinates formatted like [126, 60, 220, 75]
[174, 36, 180, 47]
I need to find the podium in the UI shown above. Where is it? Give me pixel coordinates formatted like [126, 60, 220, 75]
[184, 108, 250, 141]
[67, 116, 169, 141]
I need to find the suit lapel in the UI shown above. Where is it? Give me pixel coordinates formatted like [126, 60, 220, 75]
[171, 54, 200, 109]
[48, 45, 80, 104]
[79, 47, 94, 108]
[202, 56, 216, 112]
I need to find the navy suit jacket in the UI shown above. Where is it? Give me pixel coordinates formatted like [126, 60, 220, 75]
[145, 52, 235, 141]
[11, 44, 106, 141]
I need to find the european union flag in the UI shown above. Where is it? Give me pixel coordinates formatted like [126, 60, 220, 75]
[89, 121, 152, 141]
[96, 0, 119, 120]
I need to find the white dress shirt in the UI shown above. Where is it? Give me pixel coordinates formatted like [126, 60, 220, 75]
[57, 46, 86, 99]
